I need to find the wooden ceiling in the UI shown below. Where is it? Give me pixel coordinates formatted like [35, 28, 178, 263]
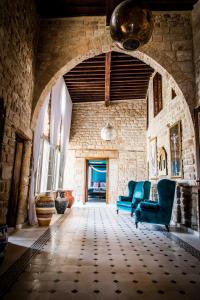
[36, 0, 198, 21]
[64, 51, 154, 104]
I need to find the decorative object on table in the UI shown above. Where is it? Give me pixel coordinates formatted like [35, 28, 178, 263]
[169, 121, 182, 178]
[64, 190, 74, 208]
[101, 123, 116, 141]
[135, 179, 176, 231]
[0, 224, 8, 263]
[55, 193, 68, 214]
[110, 0, 154, 51]
[158, 147, 168, 176]
[149, 137, 157, 179]
[35, 192, 55, 226]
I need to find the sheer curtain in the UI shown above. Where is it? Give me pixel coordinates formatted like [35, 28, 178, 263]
[40, 139, 50, 192]
[60, 83, 72, 187]
[29, 78, 72, 225]
[28, 93, 50, 225]
[50, 79, 63, 148]
[48, 78, 63, 190]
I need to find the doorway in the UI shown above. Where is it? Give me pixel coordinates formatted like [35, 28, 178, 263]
[85, 159, 108, 203]
[7, 135, 25, 227]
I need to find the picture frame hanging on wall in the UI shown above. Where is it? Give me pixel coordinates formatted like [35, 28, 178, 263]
[158, 147, 168, 176]
[149, 137, 157, 179]
[169, 121, 182, 178]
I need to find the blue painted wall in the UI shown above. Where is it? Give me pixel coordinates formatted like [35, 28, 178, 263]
[92, 168, 106, 182]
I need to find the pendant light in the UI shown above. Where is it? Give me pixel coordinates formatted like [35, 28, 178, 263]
[110, 0, 154, 51]
[101, 123, 116, 141]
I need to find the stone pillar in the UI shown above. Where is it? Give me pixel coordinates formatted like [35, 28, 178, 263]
[175, 184, 200, 233]
[180, 185, 192, 227]
[190, 186, 200, 233]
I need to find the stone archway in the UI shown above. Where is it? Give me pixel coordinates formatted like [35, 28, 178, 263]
[32, 14, 195, 130]
[32, 44, 195, 140]
[31, 15, 197, 188]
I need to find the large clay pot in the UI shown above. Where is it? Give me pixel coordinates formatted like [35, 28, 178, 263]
[0, 224, 8, 263]
[35, 193, 55, 226]
[64, 190, 74, 208]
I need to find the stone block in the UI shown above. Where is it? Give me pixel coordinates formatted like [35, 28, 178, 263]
[176, 50, 193, 62]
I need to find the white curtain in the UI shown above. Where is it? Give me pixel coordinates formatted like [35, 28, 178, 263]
[54, 148, 61, 189]
[48, 79, 63, 190]
[28, 93, 50, 225]
[40, 140, 50, 192]
[61, 83, 72, 187]
[50, 79, 63, 148]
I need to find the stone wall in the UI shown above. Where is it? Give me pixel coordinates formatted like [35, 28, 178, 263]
[0, 0, 39, 224]
[64, 100, 147, 203]
[33, 12, 195, 128]
[192, 0, 200, 106]
[147, 72, 196, 182]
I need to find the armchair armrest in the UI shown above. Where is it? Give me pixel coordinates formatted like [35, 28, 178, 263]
[118, 196, 132, 202]
[139, 201, 160, 212]
[144, 200, 158, 204]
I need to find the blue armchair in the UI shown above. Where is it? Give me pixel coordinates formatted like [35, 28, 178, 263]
[116, 181, 151, 216]
[131, 181, 151, 216]
[135, 179, 176, 231]
[118, 180, 136, 202]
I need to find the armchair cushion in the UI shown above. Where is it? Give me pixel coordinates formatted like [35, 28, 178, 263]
[117, 200, 132, 207]
[139, 201, 160, 212]
[118, 196, 132, 202]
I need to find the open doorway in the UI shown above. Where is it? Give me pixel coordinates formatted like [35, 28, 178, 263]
[85, 159, 108, 203]
[7, 135, 25, 227]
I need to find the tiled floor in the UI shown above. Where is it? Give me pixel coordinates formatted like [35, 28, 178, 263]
[0, 214, 61, 277]
[1, 204, 200, 299]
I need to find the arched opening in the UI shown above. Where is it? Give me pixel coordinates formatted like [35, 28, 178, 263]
[31, 48, 196, 228]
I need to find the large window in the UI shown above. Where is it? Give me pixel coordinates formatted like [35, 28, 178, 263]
[153, 72, 163, 117]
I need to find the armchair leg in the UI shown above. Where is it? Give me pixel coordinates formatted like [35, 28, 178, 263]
[135, 222, 138, 229]
[165, 225, 169, 232]
[116, 209, 119, 214]
[131, 208, 134, 217]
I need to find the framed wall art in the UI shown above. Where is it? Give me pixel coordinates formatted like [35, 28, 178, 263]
[169, 121, 182, 178]
[149, 137, 157, 179]
[158, 147, 168, 176]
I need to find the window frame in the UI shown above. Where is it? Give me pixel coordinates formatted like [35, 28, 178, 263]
[153, 72, 163, 117]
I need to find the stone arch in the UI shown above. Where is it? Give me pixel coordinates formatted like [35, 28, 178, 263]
[31, 28, 194, 133]
[32, 33, 195, 137]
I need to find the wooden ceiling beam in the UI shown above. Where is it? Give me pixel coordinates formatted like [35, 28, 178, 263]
[111, 71, 154, 75]
[110, 97, 146, 100]
[105, 52, 111, 107]
[111, 66, 154, 71]
[111, 83, 149, 86]
[68, 87, 104, 90]
[111, 75, 150, 79]
[111, 89, 147, 92]
[67, 69, 105, 74]
[68, 67, 105, 71]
